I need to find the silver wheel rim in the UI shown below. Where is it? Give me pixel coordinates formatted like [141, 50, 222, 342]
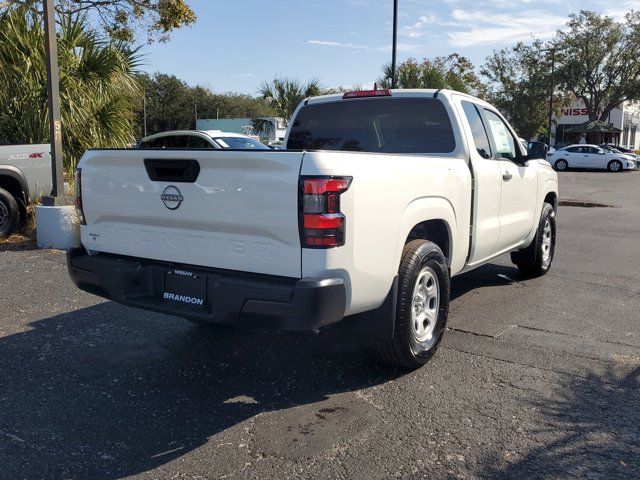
[611, 162, 621, 172]
[541, 218, 552, 266]
[0, 200, 8, 231]
[412, 267, 440, 343]
[556, 160, 567, 171]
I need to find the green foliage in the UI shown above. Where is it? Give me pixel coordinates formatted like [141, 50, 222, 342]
[378, 54, 485, 96]
[258, 78, 322, 123]
[555, 10, 640, 121]
[0, 5, 140, 173]
[134, 73, 276, 137]
[3, 0, 196, 43]
[482, 41, 566, 141]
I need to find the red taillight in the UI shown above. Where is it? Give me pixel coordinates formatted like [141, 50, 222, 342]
[74, 168, 86, 225]
[300, 177, 351, 248]
[342, 89, 391, 99]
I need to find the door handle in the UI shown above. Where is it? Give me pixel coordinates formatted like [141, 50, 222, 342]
[502, 171, 513, 181]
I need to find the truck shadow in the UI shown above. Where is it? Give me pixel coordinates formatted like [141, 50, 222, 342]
[450, 263, 522, 301]
[480, 366, 640, 479]
[0, 303, 398, 479]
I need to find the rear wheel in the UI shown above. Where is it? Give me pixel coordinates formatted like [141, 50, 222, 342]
[511, 202, 556, 278]
[375, 240, 450, 369]
[0, 187, 20, 238]
[608, 160, 622, 172]
[554, 159, 568, 171]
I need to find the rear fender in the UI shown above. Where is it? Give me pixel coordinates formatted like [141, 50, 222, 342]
[394, 197, 458, 273]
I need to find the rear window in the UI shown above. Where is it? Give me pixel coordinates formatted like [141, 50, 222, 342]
[287, 98, 456, 154]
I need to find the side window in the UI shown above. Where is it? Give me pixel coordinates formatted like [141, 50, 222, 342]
[187, 136, 212, 149]
[484, 110, 517, 161]
[461, 101, 492, 159]
[145, 137, 166, 149]
[587, 147, 600, 154]
[566, 146, 580, 153]
[164, 136, 189, 149]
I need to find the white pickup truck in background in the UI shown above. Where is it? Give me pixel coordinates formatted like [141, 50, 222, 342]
[68, 89, 558, 369]
[0, 144, 52, 237]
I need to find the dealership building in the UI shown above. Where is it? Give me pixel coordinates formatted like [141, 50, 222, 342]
[552, 101, 640, 149]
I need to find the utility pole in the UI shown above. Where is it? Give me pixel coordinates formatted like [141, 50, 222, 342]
[143, 89, 148, 138]
[546, 48, 556, 147]
[391, 0, 398, 88]
[194, 98, 198, 129]
[42, 0, 67, 205]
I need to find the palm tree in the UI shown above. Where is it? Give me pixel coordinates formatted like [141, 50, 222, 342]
[257, 78, 321, 123]
[0, 6, 140, 175]
[250, 118, 275, 139]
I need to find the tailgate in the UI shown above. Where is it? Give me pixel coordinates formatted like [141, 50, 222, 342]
[79, 149, 304, 278]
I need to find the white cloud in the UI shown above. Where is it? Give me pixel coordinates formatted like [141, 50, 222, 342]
[401, 14, 439, 38]
[446, 9, 567, 47]
[308, 39, 421, 54]
[308, 39, 370, 49]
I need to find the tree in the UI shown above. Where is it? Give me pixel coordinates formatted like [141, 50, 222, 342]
[135, 73, 194, 135]
[482, 41, 566, 141]
[0, 6, 140, 173]
[555, 10, 640, 121]
[1, 0, 196, 42]
[258, 78, 322, 123]
[133, 73, 275, 137]
[378, 54, 485, 96]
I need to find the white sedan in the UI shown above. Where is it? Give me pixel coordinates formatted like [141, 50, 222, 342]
[547, 144, 636, 172]
[138, 130, 270, 150]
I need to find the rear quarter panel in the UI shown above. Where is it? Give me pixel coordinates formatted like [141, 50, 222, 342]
[300, 151, 471, 315]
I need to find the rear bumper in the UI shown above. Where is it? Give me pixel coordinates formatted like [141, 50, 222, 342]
[66, 248, 346, 331]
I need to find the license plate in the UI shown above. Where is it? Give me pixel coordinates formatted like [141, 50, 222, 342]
[163, 269, 207, 310]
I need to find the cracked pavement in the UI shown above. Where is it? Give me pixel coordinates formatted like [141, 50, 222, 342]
[0, 170, 639, 479]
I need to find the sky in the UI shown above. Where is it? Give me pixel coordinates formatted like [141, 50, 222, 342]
[140, 0, 640, 95]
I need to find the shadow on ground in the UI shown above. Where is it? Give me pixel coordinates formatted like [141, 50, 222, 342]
[450, 263, 522, 301]
[0, 303, 400, 479]
[481, 367, 640, 479]
[0, 262, 537, 478]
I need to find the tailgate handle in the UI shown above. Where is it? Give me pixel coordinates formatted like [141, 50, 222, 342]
[144, 159, 200, 183]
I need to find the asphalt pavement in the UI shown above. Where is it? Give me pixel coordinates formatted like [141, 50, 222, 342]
[0, 170, 639, 479]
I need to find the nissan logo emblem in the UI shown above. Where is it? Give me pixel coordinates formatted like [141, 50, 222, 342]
[161, 185, 183, 210]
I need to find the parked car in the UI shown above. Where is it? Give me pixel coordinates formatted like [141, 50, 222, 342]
[139, 130, 270, 150]
[616, 145, 638, 154]
[0, 144, 53, 237]
[547, 144, 636, 172]
[600, 144, 640, 167]
[68, 89, 558, 369]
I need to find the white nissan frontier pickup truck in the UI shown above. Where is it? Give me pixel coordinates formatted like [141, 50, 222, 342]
[67, 89, 558, 368]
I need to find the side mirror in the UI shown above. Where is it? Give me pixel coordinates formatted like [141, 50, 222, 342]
[515, 154, 529, 166]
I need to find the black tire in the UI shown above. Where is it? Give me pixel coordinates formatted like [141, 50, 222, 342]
[511, 202, 556, 278]
[554, 159, 568, 172]
[607, 160, 623, 172]
[0, 187, 20, 238]
[375, 240, 450, 369]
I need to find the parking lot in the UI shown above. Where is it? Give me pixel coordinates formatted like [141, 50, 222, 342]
[1, 170, 639, 479]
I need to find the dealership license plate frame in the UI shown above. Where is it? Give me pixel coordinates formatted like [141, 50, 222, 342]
[162, 268, 208, 310]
